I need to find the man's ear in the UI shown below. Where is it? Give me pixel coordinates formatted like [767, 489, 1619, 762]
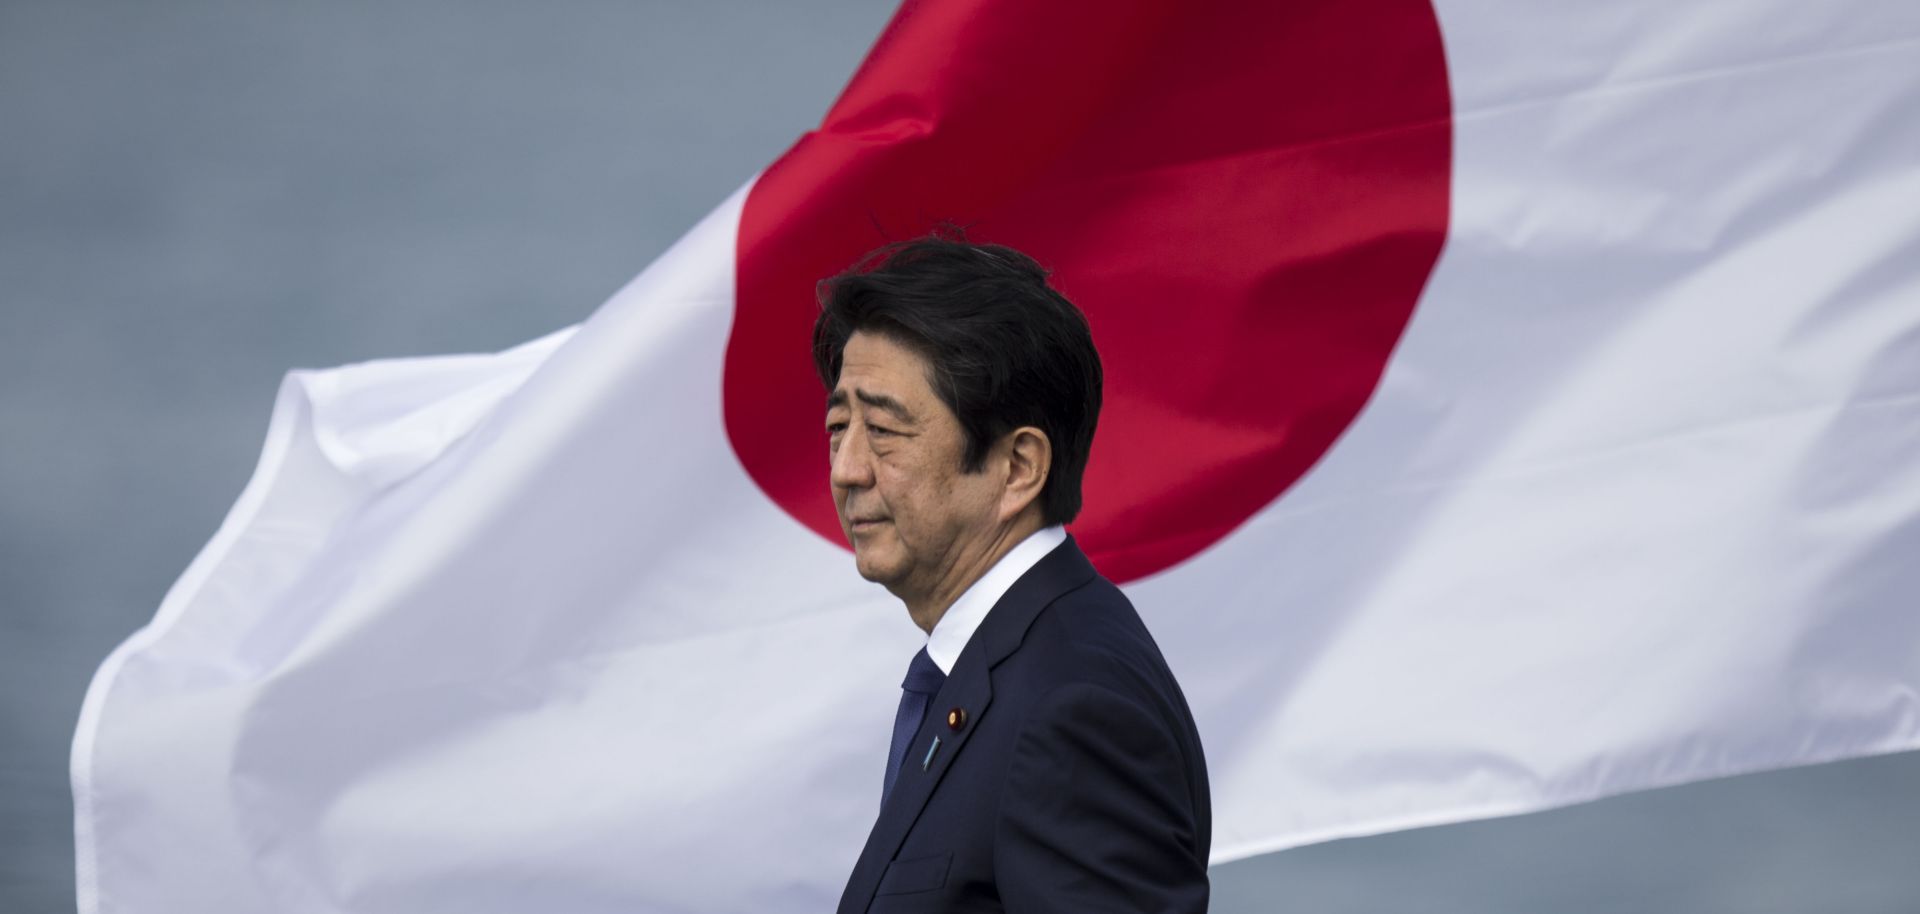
[1000, 426, 1052, 522]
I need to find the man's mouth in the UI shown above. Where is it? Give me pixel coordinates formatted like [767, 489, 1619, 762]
[849, 517, 888, 531]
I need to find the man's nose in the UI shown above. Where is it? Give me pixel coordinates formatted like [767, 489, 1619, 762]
[830, 427, 874, 490]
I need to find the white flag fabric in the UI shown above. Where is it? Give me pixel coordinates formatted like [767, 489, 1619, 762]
[74, 0, 1920, 911]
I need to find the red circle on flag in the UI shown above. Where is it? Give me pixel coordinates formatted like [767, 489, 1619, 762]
[725, 0, 1451, 583]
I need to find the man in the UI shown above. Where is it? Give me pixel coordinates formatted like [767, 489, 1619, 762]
[817, 233, 1212, 913]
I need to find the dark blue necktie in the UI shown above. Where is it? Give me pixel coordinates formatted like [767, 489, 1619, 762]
[883, 647, 946, 806]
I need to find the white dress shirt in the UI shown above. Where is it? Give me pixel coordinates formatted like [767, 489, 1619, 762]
[924, 525, 1068, 674]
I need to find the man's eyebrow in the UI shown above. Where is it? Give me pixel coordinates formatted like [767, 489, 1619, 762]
[824, 387, 917, 423]
[856, 390, 917, 423]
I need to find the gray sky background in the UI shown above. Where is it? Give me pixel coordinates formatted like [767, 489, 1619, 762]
[2, 2, 1916, 912]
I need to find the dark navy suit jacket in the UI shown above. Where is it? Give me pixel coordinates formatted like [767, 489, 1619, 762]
[837, 537, 1211, 913]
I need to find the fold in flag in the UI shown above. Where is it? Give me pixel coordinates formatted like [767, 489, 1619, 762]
[74, 0, 1920, 911]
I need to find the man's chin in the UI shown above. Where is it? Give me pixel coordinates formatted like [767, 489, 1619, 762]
[851, 548, 904, 587]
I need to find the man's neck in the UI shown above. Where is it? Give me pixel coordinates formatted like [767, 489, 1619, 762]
[901, 515, 1045, 634]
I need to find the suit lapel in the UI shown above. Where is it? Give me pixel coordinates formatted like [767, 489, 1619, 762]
[837, 538, 1097, 912]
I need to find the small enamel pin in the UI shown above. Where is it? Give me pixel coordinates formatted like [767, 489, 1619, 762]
[921, 736, 942, 770]
[947, 707, 967, 731]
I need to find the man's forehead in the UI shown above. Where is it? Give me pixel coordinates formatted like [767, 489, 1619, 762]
[842, 330, 930, 371]
[833, 334, 936, 411]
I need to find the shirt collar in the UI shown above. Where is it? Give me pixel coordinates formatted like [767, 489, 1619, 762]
[925, 525, 1068, 674]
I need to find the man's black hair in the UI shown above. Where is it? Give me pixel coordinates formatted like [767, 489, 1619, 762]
[812, 230, 1103, 526]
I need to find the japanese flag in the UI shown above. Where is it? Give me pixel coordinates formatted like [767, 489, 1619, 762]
[74, 1, 1920, 911]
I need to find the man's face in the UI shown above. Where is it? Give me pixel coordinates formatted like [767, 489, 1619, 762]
[826, 331, 1002, 598]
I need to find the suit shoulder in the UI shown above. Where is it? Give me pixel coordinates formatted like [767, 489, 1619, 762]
[1007, 574, 1183, 708]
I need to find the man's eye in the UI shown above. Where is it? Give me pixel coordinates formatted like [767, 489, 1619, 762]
[826, 421, 847, 435]
[869, 425, 896, 438]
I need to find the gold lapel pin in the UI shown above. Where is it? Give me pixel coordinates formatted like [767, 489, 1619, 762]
[947, 707, 967, 731]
